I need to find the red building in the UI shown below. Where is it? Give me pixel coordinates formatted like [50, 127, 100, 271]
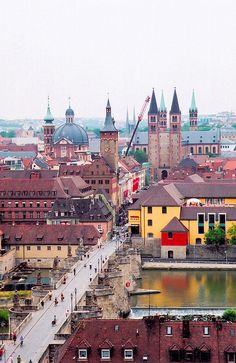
[0, 174, 93, 225]
[161, 217, 189, 259]
[55, 316, 236, 363]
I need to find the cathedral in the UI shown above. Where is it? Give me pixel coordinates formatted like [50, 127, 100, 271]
[148, 88, 182, 180]
[43, 99, 90, 161]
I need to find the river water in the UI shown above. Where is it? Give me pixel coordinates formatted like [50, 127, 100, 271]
[130, 269, 236, 308]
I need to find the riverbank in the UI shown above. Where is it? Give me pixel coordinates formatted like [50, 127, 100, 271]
[142, 261, 236, 270]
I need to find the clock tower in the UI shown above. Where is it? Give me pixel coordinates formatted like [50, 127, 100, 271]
[100, 99, 118, 172]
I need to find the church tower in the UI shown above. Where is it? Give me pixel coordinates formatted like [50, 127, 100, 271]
[159, 90, 167, 131]
[148, 89, 159, 181]
[43, 97, 55, 155]
[189, 90, 198, 131]
[100, 99, 118, 172]
[169, 88, 182, 169]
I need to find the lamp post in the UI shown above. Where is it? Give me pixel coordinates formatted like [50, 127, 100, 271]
[98, 258, 100, 273]
[70, 293, 73, 313]
[225, 250, 228, 264]
[100, 255, 103, 272]
[74, 288, 77, 308]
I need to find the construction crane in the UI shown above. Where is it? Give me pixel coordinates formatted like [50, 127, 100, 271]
[125, 96, 150, 157]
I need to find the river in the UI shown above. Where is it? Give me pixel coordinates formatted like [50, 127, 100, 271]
[130, 269, 236, 308]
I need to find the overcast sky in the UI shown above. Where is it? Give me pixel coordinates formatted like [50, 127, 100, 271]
[0, 0, 236, 120]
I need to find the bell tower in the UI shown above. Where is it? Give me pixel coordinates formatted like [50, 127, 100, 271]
[100, 99, 118, 172]
[189, 90, 198, 131]
[148, 89, 159, 181]
[43, 97, 55, 155]
[169, 88, 182, 169]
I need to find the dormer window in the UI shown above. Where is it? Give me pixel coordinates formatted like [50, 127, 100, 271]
[124, 349, 133, 360]
[101, 349, 110, 360]
[78, 349, 87, 360]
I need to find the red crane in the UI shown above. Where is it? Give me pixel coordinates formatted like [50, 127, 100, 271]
[125, 96, 150, 157]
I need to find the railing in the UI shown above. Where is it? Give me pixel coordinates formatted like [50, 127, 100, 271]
[142, 257, 236, 264]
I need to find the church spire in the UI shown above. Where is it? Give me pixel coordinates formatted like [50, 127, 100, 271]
[190, 89, 197, 112]
[159, 90, 166, 112]
[44, 96, 54, 123]
[102, 98, 117, 132]
[170, 88, 181, 114]
[148, 89, 158, 115]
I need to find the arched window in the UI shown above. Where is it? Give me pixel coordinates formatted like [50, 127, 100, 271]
[212, 146, 216, 154]
[190, 147, 194, 154]
[198, 147, 202, 154]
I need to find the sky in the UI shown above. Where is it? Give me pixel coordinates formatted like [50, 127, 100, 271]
[0, 0, 236, 120]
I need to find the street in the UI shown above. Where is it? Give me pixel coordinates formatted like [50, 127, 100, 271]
[4, 240, 116, 363]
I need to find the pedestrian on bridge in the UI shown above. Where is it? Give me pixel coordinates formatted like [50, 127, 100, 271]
[17, 355, 21, 363]
[12, 332, 16, 345]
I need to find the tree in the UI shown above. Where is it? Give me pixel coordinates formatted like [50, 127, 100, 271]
[133, 150, 148, 164]
[204, 224, 225, 245]
[227, 224, 236, 245]
[223, 309, 236, 321]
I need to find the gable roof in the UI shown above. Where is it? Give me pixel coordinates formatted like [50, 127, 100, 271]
[161, 217, 188, 232]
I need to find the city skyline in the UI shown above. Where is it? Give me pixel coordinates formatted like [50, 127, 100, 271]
[0, 0, 236, 119]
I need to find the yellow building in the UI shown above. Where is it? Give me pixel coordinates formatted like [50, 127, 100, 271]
[128, 180, 236, 245]
[0, 224, 100, 262]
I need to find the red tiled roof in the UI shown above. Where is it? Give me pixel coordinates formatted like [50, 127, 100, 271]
[224, 160, 236, 170]
[1, 224, 100, 246]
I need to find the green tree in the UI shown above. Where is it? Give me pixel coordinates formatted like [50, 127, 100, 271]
[133, 150, 148, 164]
[227, 224, 236, 245]
[0, 310, 9, 325]
[204, 224, 225, 245]
[223, 308, 236, 321]
[0, 130, 15, 138]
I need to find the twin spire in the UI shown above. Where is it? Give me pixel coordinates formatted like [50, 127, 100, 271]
[148, 88, 180, 115]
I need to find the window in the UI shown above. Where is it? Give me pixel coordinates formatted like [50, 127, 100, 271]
[29, 212, 33, 219]
[199, 351, 211, 362]
[169, 350, 181, 362]
[203, 326, 209, 335]
[16, 246, 20, 251]
[168, 232, 173, 239]
[205, 146, 209, 154]
[101, 349, 110, 360]
[1, 202, 4, 208]
[44, 212, 47, 218]
[150, 116, 156, 122]
[208, 214, 215, 230]
[8, 212, 12, 219]
[190, 147, 194, 154]
[162, 206, 167, 214]
[29, 202, 33, 208]
[15, 202, 18, 208]
[183, 351, 194, 361]
[198, 214, 205, 234]
[198, 147, 202, 154]
[91, 180, 96, 185]
[148, 233, 153, 238]
[27, 246, 31, 251]
[148, 219, 152, 226]
[37, 246, 41, 251]
[196, 238, 202, 245]
[44, 202, 47, 208]
[219, 214, 226, 232]
[105, 180, 110, 185]
[150, 125, 156, 132]
[23, 212, 26, 219]
[37, 212, 40, 219]
[226, 352, 236, 363]
[78, 349, 87, 360]
[47, 246, 51, 250]
[22, 202, 26, 208]
[37, 202, 40, 208]
[57, 246, 61, 251]
[124, 349, 133, 360]
[166, 326, 172, 335]
[105, 189, 109, 193]
[230, 329, 235, 337]
[51, 202, 54, 207]
[99, 180, 103, 184]
[213, 146, 216, 154]
[147, 206, 152, 214]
